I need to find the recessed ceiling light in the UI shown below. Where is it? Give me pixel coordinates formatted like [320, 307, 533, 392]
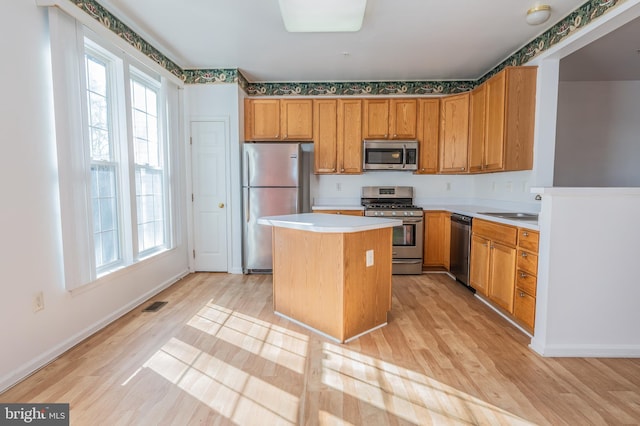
[278, 0, 367, 32]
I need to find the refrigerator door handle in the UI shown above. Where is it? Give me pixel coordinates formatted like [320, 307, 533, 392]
[244, 188, 250, 222]
[244, 150, 251, 187]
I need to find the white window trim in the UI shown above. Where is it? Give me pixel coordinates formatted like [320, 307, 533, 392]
[37, 0, 184, 88]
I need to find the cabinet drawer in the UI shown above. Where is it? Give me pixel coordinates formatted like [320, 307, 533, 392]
[518, 228, 539, 252]
[313, 209, 363, 216]
[473, 219, 517, 246]
[517, 250, 538, 275]
[514, 290, 535, 331]
[516, 270, 537, 296]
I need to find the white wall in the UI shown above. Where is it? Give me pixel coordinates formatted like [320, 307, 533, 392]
[531, 188, 640, 356]
[554, 81, 640, 186]
[184, 84, 243, 274]
[0, 2, 189, 392]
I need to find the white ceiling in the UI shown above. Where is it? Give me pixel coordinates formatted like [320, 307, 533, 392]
[97, 0, 588, 83]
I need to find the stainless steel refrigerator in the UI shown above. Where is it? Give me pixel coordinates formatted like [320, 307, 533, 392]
[242, 142, 312, 273]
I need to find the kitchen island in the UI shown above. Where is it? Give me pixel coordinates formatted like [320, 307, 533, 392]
[258, 213, 401, 343]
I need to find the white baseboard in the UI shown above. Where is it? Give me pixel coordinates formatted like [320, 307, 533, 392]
[0, 269, 189, 393]
[529, 340, 640, 358]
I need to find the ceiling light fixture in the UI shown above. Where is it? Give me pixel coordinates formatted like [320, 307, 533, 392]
[526, 4, 552, 25]
[278, 0, 367, 32]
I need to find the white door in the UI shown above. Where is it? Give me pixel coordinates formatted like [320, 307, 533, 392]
[191, 120, 228, 271]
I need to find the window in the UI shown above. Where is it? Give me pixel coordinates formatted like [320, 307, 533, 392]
[81, 39, 172, 278]
[47, 8, 180, 290]
[85, 51, 122, 271]
[130, 73, 167, 254]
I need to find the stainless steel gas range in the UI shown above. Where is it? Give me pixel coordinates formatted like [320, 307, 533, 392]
[361, 186, 424, 275]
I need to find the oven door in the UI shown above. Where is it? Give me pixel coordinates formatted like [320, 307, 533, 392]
[392, 217, 424, 259]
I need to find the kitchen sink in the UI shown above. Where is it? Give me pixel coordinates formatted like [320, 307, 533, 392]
[478, 212, 539, 221]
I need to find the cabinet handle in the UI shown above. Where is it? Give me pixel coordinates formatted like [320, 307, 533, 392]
[393, 134, 397, 138]
[461, 167, 465, 171]
[519, 292, 526, 297]
[523, 231, 529, 237]
[341, 168, 345, 172]
[521, 252, 528, 258]
[490, 245, 495, 249]
[520, 272, 527, 278]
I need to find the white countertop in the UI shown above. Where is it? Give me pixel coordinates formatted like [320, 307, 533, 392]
[312, 203, 539, 230]
[258, 213, 402, 233]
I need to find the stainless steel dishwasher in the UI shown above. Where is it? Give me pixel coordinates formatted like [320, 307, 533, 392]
[450, 213, 474, 291]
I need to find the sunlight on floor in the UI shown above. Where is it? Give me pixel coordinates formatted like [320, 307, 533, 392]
[321, 343, 535, 425]
[128, 299, 535, 424]
[187, 301, 309, 374]
[143, 337, 299, 425]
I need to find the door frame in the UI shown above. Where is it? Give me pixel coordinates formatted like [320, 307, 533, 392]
[187, 117, 232, 272]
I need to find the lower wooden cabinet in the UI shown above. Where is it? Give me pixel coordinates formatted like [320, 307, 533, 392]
[513, 228, 539, 332]
[423, 211, 450, 269]
[470, 219, 539, 334]
[470, 219, 517, 312]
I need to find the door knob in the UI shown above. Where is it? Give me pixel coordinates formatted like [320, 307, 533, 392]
[218, 203, 225, 208]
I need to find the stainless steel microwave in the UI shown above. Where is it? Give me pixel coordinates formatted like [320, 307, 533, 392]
[363, 140, 419, 171]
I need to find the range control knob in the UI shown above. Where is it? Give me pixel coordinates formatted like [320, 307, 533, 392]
[391, 212, 396, 216]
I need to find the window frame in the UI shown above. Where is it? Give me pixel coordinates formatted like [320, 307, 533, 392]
[78, 28, 174, 281]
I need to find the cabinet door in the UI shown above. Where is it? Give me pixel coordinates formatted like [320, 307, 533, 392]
[363, 99, 390, 139]
[468, 84, 486, 173]
[488, 241, 517, 313]
[337, 99, 363, 174]
[469, 234, 490, 296]
[439, 93, 469, 173]
[484, 71, 506, 171]
[313, 99, 338, 174]
[245, 99, 280, 140]
[281, 99, 313, 140]
[416, 99, 439, 174]
[390, 99, 417, 139]
[503, 67, 537, 171]
[423, 211, 446, 267]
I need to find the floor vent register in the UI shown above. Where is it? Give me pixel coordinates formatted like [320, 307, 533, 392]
[142, 301, 168, 312]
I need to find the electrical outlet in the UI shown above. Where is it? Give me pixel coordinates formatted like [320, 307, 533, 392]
[366, 249, 374, 267]
[336, 182, 342, 191]
[33, 291, 44, 312]
[445, 182, 451, 191]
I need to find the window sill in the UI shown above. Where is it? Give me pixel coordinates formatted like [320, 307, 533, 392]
[69, 246, 177, 296]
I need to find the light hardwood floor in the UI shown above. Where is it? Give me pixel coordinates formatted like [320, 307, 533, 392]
[2, 273, 639, 425]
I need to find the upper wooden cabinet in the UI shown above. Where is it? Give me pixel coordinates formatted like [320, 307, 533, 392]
[363, 99, 417, 139]
[313, 99, 362, 174]
[244, 98, 313, 141]
[337, 99, 363, 174]
[439, 93, 470, 173]
[468, 66, 537, 173]
[416, 99, 440, 174]
[313, 99, 338, 173]
[468, 84, 487, 173]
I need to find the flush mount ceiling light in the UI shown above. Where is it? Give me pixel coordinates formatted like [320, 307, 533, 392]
[526, 4, 552, 25]
[278, 0, 367, 32]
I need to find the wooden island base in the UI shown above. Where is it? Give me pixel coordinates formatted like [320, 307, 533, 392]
[271, 225, 393, 343]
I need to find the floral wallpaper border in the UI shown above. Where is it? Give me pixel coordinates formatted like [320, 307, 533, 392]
[75, 0, 623, 94]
